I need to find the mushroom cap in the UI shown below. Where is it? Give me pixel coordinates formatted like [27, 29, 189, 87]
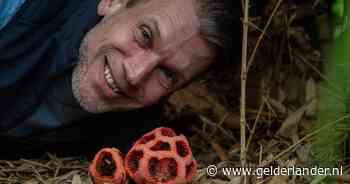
[125, 127, 197, 184]
[89, 147, 127, 184]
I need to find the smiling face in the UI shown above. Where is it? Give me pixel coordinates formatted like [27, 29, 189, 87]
[72, 0, 215, 113]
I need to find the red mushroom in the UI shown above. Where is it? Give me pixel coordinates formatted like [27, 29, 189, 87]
[125, 127, 197, 184]
[89, 148, 127, 184]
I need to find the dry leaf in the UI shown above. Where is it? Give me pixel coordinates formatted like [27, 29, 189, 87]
[169, 82, 240, 129]
[268, 98, 287, 115]
[267, 175, 289, 184]
[284, 76, 301, 103]
[296, 144, 311, 163]
[71, 174, 82, 184]
[277, 102, 309, 139]
[305, 78, 317, 117]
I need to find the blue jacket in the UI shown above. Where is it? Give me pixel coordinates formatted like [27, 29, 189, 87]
[0, 0, 101, 130]
[0, 0, 163, 157]
[0, 0, 27, 29]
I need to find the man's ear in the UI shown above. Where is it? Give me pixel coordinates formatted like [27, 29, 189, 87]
[97, 0, 129, 16]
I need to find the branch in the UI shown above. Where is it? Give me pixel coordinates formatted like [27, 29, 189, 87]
[240, 0, 249, 183]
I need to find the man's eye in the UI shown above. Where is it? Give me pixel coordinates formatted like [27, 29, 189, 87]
[159, 66, 178, 87]
[136, 25, 153, 48]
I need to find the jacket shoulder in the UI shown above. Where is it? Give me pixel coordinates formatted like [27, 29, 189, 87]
[12, 0, 88, 25]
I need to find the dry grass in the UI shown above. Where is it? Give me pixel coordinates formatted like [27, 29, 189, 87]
[0, 154, 91, 184]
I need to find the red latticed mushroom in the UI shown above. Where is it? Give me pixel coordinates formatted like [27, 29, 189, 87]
[89, 148, 127, 184]
[125, 127, 197, 184]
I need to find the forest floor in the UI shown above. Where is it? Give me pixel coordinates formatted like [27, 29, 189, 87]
[0, 1, 347, 184]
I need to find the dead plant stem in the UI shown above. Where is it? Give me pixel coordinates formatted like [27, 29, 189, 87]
[246, 100, 265, 150]
[241, 0, 249, 183]
[247, 0, 284, 71]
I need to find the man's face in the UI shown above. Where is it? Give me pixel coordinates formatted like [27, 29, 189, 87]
[72, 0, 214, 113]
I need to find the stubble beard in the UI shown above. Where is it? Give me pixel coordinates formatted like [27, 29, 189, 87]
[71, 34, 100, 113]
[72, 30, 138, 114]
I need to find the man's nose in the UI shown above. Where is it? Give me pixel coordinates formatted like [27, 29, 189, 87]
[123, 51, 160, 86]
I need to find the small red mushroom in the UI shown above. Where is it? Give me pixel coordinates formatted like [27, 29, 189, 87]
[125, 127, 197, 184]
[89, 148, 127, 184]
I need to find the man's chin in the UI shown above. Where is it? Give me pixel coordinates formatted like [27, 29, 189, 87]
[72, 90, 141, 114]
[71, 90, 100, 113]
[81, 101, 142, 114]
[79, 101, 103, 114]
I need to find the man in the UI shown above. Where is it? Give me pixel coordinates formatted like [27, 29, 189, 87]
[0, 0, 240, 156]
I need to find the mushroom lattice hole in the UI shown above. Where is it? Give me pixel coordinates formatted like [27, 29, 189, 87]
[151, 141, 171, 151]
[148, 157, 178, 183]
[97, 152, 117, 176]
[139, 134, 155, 144]
[176, 141, 189, 157]
[160, 128, 176, 137]
[126, 150, 144, 173]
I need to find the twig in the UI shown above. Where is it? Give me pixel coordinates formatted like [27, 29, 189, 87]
[209, 113, 229, 138]
[54, 166, 61, 178]
[247, 20, 270, 38]
[20, 159, 51, 170]
[0, 177, 20, 183]
[47, 170, 80, 183]
[246, 109, 278, 117]
[241, 0, 249, 183]
[31, 166, 48, 184]
[199, 115, 237, 142]
[263, 97, 278, 119]
[210, 142, 230, 161]
[247, 0, 284, 71]
[312, 0, 320, 9]
[259, 143, 263, 166]
[246, 101, 265, 150]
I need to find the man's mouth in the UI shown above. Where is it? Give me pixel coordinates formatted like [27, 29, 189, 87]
[103, 58, 122, 94]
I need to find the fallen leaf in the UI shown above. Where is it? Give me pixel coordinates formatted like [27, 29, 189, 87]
[169, 82, 240, 129]
[267, 175, 289, 184]
[296, 143, 311, 163]
[268, 97, 287, 115]
[71, 174, 82, 184]
[284, 75, 302, 103]
[305, 77, 317, 117]
[277, 102, 309, 139]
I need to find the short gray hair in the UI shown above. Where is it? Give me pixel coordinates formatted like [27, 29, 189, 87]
[197, 0, 241, 64]
[126, 0, 242, 63]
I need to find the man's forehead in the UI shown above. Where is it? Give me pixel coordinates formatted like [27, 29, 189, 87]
[127, 0, 213, 62]
[132, 0, 201, 49]
[132, 0, 200, 32]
